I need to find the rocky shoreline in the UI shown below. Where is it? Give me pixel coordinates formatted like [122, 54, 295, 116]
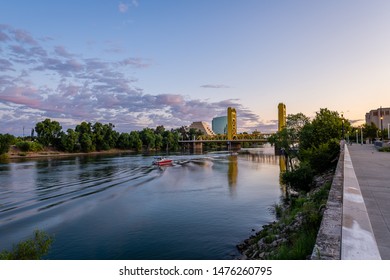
[237, 171, 334, 260]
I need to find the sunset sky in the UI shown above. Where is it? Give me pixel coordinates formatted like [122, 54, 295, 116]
[1, 0, 389, 135]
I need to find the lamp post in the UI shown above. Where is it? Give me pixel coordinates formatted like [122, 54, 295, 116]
[380, 115, 384, 140]
[361, 126, 363, 145]
[388, 123, 390, 140]
[356, 129, 359, 144]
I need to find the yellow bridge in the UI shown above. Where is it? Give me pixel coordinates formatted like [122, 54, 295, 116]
[178, 104, 286, 152]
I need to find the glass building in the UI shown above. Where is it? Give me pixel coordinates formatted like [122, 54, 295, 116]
[212, 116, 227, 135]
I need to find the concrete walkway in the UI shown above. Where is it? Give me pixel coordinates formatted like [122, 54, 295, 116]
[347, 144, 390, 259]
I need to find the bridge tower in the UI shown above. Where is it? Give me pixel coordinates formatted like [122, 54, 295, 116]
[275, 103, 287, 155]
[278, 103, 286, 132]
[227, 107, 237, 141]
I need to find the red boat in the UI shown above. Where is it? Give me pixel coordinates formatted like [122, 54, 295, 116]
[153, 157, 173, 166]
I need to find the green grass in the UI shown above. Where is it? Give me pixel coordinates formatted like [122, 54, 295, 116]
[270, 228, 317, 260]
[265, 182, 331, 260]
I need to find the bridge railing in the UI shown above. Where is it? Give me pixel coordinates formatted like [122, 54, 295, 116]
[195, 133, 273, 141]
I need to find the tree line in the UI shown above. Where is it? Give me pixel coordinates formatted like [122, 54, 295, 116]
[269, 108, 348, 192]
[0, 119, 208, 156]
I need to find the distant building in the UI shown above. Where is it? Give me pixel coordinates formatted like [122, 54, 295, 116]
[365, 107, 390, 130]
[189, 121, 215, 136]
[212, 116, 227, 134]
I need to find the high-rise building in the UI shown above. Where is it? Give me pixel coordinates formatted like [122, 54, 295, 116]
[212, 116, 227, 134]
[365, 107, 390, 131]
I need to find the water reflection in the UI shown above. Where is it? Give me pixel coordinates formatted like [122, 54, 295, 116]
[228, 155, 238, 188]
[279, 156, 287, 196]
[0, 152, 283, 259]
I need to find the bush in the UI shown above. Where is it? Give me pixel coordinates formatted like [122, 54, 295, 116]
[379, 146, 390, 152]
[282, 161, 314, 192]
[16, 141, 44, 152]
[300, 139, 340, 174]
[0, 230, 54, 260]
[0, 134, 15, 154]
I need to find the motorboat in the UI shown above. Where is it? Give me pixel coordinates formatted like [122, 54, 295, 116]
[153, 156, 173, 166]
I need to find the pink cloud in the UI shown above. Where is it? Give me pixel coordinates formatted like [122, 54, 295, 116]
[0, 87, 42, 108]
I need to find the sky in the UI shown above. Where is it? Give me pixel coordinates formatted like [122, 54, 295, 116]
[1, 0, 390, 136]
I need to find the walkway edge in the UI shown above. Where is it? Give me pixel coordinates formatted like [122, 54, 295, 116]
[341, 144, 381, 260]
[311, 148, 344, 260]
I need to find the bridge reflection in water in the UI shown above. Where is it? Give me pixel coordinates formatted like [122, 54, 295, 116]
[225, 148, 287, 197]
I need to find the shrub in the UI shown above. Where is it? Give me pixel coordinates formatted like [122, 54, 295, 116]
[282, 161, 314, 192]
[0, 230, 54, 260]
[379, 146, 390, 152]
[300, 139, 340, 174]
[16, 141, 44, 152]
[0, 134, 15, 154]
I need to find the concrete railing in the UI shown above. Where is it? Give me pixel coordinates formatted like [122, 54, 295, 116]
[312, 144, 381, 259]
[311, 147, 344, 259]
[341, 145, 381, 259]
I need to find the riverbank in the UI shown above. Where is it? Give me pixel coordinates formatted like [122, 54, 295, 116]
[237, 171, 333, 260]
[5, 146, 135, 160]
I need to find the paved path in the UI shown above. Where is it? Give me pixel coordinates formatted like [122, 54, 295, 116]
[347, 144, 390, 259]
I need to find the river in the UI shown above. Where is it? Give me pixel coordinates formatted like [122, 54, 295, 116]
[0, 147, 283, 259]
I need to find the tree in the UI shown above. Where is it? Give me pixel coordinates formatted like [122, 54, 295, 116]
[129, 131, 142, 151]
[362, 122, 379, 141]
[35, 119, 62, 147]
[274, 109, 343, 192]
[0, 230, 53, 260]
[155, 125, 165, 135]
[60, 129, 79, 152]
[154, 133, 163, 150]
[177, 126, 189, 140]
[75, 122, 95, 152]
[80, 133, 94, 153]
[117, 132, 131, 149]
[188, 128, 203, 140]
[286, 113, 310, 144]
[92, 122, 106, 151]
[299, 108, 347, 150]
[269, 113, 310, 163]
[140, 128, 156, 150]
[92, 122, 118, 151]
[0, 134, 15, 155]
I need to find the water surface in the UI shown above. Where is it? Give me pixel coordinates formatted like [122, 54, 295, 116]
[0, 149, 283, 259]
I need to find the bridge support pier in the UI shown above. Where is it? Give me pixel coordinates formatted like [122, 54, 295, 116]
[192, 142, 203, 153]
[228, 142, 241, 151]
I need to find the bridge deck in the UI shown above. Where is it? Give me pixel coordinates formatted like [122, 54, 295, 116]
[178, 139, 268, 143]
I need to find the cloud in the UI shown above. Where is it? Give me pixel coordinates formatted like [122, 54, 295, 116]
[350, 118, 364, 125]
[117, 57, 150, 68]
[118, 2, 129, 13]
[0, 59, 14, 71]
[0, 24, 266, 135]
[132, 0, 139, 7]
[201, 84, 231, 89]
[54, 46, 74, 58]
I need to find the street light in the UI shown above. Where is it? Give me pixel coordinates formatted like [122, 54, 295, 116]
[388, 123, 390, 140]
[356, 129, 359, 144]
[380, 115, 384, 140]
